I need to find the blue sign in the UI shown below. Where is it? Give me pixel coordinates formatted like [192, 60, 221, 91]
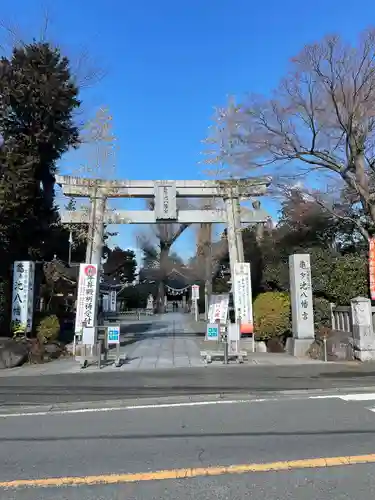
[107, 325, 120, 344]
[206, 323, 219, 341]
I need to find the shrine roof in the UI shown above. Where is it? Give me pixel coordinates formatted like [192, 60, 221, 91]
[139, 266, 194, 287]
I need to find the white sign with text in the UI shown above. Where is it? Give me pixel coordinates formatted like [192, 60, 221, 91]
[233, 262, 253, 330]
[208, 294, 229, 324]
[110, 289, 117, 312]
[75, 263, 99, 333]
[191, 284, 200, 301]
[11, 261, 35, 333]
[289, 254, 314, 339]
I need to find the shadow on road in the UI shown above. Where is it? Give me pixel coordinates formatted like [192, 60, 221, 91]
[2, 363, 375, 406]
[316, 371, 375, 378]
[120, 323, 169, 335]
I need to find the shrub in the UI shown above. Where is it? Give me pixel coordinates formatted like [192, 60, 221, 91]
[253, 292, 291, 341]
[11, 321, 27, 339]
[313, 297, 331, 331]
[36, 314, 60, 344]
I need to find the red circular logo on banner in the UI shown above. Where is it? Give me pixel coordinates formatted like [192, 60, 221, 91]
[84, 265, 97, 277]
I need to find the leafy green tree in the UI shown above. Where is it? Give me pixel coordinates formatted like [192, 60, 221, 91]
[213, 192, 368, 306]
[314, 252, 367, 305]
[0, 42, 80, 257]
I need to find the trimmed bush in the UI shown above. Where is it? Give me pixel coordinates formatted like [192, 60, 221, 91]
[36, 314, 60, 344]
[253, 292, 291, 341]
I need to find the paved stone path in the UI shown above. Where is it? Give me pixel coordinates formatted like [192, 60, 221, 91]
[117, 313, 203, 370]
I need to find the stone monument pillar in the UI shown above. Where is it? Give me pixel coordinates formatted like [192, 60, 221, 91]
[350, 297, 375, 361]
[286, 253, 315, 357]
[146, 294, 154, 311]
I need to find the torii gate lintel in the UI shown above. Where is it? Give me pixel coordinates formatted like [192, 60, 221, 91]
[56, 175, 271, 278]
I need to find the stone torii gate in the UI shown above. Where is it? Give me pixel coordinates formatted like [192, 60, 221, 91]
[56, 175, 271, 322]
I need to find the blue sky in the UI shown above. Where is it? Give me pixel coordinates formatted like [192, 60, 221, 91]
[1, 0, 372, 261]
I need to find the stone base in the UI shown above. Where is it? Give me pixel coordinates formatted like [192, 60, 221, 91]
[354, 349, 375, 362]
[286, 338, 314, 358]
[255, 341, 267, 353]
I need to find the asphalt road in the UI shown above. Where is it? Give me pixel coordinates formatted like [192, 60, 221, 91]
[3, 363, 375, 406]
[2, 392, 375, 498]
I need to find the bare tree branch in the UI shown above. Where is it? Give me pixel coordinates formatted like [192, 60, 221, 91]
[204, 29, 375, 239]
[0, 9, 105, 88]
[57, 106, 119, 249]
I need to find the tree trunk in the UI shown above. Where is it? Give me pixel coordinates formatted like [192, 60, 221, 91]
[42, 174, 55, 211]
[255, 222, 265, 242]
[353, 151, 374, 229]
[156, 244, 170, 313]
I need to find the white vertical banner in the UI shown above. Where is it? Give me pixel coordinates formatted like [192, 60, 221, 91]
[208, 294, 229, 324]
[27, 262, 35, 332]
[11, 261, 35, 333]
[369, 238, 375, 300]
[102, 294, 110, 313]
[75, 263, 99, 333]
[191, 284, 200, 321]
[233, 262, 253, 334]
[110, 289, 117, 312]
[191, 285, 200, 300]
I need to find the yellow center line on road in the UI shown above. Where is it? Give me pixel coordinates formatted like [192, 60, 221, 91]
[2, 454, 375, 489]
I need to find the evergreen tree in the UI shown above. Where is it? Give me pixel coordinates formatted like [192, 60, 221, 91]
[103, 247, 137, 285]
[0, 41, 81, 332]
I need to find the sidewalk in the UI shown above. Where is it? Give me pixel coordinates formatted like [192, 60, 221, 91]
[0, 313, 204, 377]
[0, 313, 329, 377]
[186, 316, 326, 365]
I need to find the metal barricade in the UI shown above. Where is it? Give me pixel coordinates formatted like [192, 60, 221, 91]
[74, 325, 120, 369]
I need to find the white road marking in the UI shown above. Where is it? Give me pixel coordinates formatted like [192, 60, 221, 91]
[0, 398, 271, 418]
[309, 395, 339, 400]
[340, 393, 375, 401]
[3, 391, 375, 418]
[311, 392, 375, 415]
[311, 393, 375, 402]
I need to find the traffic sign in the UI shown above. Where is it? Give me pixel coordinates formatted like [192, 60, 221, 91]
[205, 323, 219, 341]
[107, 325, 120, 344]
